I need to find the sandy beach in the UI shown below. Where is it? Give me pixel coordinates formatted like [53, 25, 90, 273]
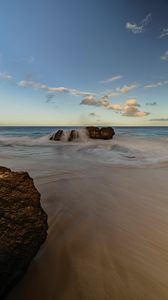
[4, 157, 168, 300]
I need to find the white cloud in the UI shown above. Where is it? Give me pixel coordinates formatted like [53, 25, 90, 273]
[160, 50, 168, 61]
[123, 105, 148, 117]
[125, 98, 140, 107]
[126, 13, 152, 34]
[108, 103, 123, 111]
[126, 22, 143, 34]
[144, 82, 162, 88]
[81, 95, 109, 108]
[144, 80, 168, 89]
[17, 80, 96, 98]
[80, 95, 95, 105]
[17, 79, 68, 93]
[122, 99, 149, 117]
[80, 96, 150, 117]
[107, 91, 120, 97]
[121, 98, 149, 117]
[159, 28, 168, 38]
[100, 75, 122, 84]
[18, 80, 47, 90]
[116, 84, 138, 94]
[0, 71, 13, 81]
[0, 70, 142, 116]
[70, 89, 96, 97]
[106, 84, 138, 98]
[47, 87, 68, 93]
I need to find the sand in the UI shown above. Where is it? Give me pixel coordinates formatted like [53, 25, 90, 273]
[5, 161, 168, 300]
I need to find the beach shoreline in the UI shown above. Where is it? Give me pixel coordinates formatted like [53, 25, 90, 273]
[0, 127, 167, 299]
[4, 160, 168, 300]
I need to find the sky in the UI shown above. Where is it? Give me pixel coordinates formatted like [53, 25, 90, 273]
[0, 0, 168, 126]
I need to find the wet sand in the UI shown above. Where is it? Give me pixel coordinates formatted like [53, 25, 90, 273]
[6, 163, 168, 300]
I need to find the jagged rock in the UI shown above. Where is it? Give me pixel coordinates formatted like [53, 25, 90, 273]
[0, 167, 48, 299]
[100, 127, 115, 140]
[68, 130, 80, 141]
[50, 129, 64, 141]
[86, 126, 115, 140]
[50, 127, 115, 142]
[86, 126, 100, 139]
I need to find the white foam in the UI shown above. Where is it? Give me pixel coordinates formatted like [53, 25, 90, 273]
[0, 132, 167, 167]
[0, 134, 51, 146]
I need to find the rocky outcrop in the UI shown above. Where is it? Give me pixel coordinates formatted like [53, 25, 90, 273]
[49, 129, 64, 141]
[86, 127, 115, 140]
[86, 126, 100, 139]
[50, 127, 115, 141]
[0, 167, 48, 299]
[68, 130, 80, 141]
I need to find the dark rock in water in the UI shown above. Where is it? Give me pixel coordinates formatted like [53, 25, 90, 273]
[86, 126, 115, 140]
[100, 127, 115, 140]
[68, 130, 80, 141]
[49, 126, 115, 142]
[86, 126, 100, 139]
[50, 129, 64, 141]
[0, 167, 48, 299]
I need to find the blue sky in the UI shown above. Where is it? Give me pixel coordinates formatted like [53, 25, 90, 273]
[0, 0, 168, 126]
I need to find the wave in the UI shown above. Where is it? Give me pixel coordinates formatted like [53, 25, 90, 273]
[0, 134, 51, 146]
[0, 132, 167, 167]
[74, 136, 168, 166]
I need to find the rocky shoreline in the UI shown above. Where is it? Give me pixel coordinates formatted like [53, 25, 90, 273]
[0, 167, 48, 299]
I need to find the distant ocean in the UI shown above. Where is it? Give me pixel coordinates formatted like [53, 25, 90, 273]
[0, 126, 168, 138]
[0, 126, 168, 168]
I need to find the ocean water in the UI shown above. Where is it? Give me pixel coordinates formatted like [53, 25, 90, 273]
[0, 126, 168, 167]
[3, 126, 168, 300]
[0, 125, 168, 138]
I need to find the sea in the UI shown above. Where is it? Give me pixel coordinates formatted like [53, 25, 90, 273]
[0, 126, 168, 168]
[2, 126, 168, 300]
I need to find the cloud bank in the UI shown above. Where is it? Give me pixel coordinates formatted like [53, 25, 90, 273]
[0, 70, 151, 119]
[17, 80, 69, 93]
[81, 96, 149, 117]
[107, 83, 138, 97]
[17, 79, 96, 99]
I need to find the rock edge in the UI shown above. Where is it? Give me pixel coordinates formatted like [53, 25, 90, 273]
[0, 167, 48, 299]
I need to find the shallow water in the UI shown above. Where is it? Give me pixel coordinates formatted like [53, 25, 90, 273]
[0, 128, 168, 168]
[0, 127, 168, 300]
[5, 163, 168, 300]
